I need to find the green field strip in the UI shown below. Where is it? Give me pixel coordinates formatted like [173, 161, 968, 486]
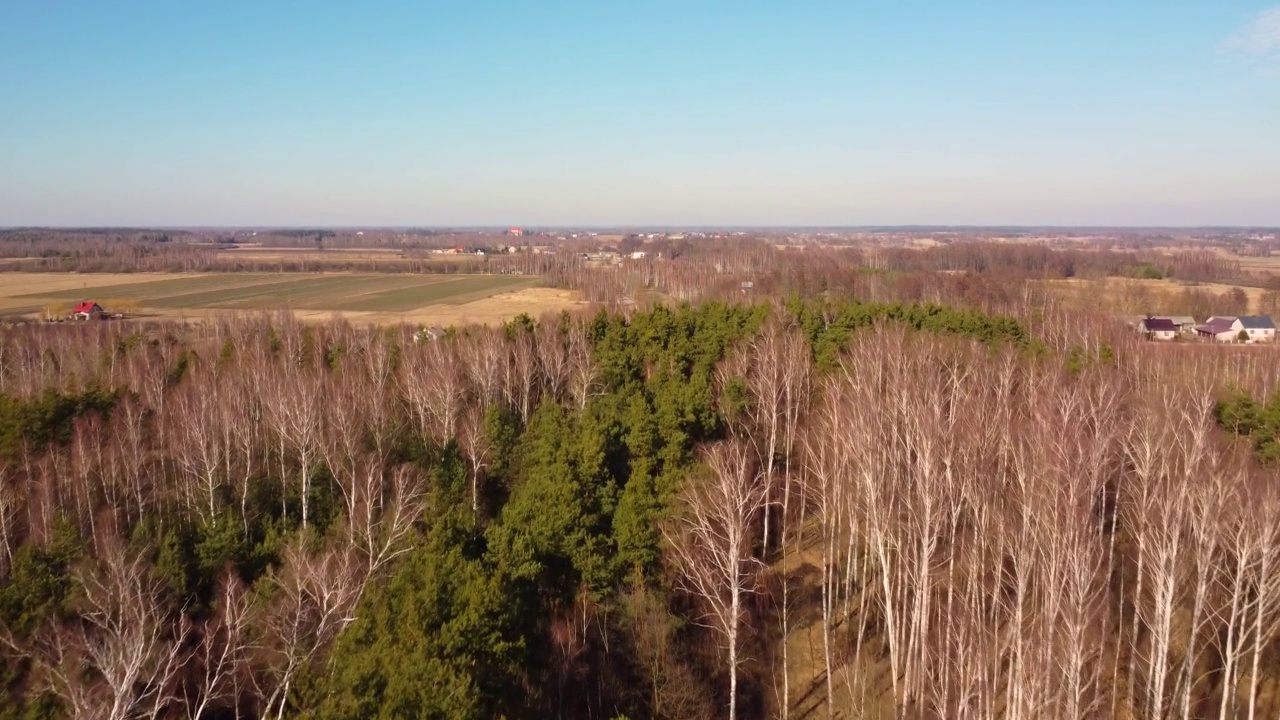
[162, 275, 456, 311]
[138, 278, 329, 308]
[330, 276, 535, 312]
[324, 276, 505, 312]
[16, 275, 294, 302]
[306, 276, 474, 311]
[283, 276, 470, 310]
[0, 305, 42, 317]
[145, 276, 369, 309]
[431, 277, 539, 305]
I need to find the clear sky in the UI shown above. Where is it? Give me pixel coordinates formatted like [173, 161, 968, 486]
[1, 1, 1278, 227]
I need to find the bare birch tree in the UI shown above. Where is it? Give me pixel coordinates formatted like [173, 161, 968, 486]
[664, 440, 767, 720]
[30, 540, 190, 720]
[186, 570, 254, 719]
[255, 540, 365, 720]
[265, 368, 324, 528]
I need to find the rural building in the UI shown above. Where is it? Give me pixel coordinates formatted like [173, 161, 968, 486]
[1191, 316, 1276, 342]
[1194, 317, 1238, 342]
[73, 301, 105, 320]
[1152, 315, 1196, 334]
[1139, 317, 1179, 340]
[412, 326, 446, 343]
[1232, 316, 1276, 343]
[507, 226, 523, 237]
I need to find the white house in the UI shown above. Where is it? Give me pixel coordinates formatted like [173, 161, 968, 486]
[1152, 315, 1196, 334]
[1139, 317, 1179, 340]
[1231, 316, 1276, 343]
[1195, 316, 1239, 342]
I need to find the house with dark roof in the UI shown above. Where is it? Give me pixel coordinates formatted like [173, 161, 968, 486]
[1152, 315, 1196, 334]
[1232, 316, 1276, 343]
[1139, 317, 1179, 340]
[1194, 316, 1237, 342]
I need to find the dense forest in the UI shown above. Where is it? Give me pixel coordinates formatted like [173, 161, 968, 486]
[1, 295, 1280, 719]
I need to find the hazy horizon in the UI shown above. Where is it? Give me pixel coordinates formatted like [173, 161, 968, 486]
[5, 224, 1280, 234]
[3, 2, 1279, 227]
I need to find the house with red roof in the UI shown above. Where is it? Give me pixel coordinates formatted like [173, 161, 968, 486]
[73, 301, 105, 320]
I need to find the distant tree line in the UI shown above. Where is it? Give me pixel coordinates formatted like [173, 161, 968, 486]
[2, 232, 1269, 297]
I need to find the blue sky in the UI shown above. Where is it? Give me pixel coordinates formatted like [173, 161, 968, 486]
[1, 1, 1278, 226]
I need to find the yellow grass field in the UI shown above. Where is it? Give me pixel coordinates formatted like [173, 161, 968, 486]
[0, 272, 586, 326]
[1041, 277, 1270, 315]
[215, 246, 485, 267]
[162, 287, 587, 327]
[1209, 249, 1280, 273]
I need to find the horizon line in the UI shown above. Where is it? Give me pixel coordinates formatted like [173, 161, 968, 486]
[3, 224, 1279, 233]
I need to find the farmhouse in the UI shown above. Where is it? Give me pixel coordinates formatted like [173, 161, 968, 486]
[1152, 315, 1196, 334]
[72, 300, 105, 320]
[1192, 315, 1277, 342]
[1232, 316, 1276, 343]
[1193, 317, 1236, 342]
[1139, 317, 1179, 340]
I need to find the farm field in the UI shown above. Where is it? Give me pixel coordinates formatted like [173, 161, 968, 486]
[1198, 246, 1280, 270]
[0, 272, 206, 312]
[0, 272, 584, 325]
[216, 246, 487, 265]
